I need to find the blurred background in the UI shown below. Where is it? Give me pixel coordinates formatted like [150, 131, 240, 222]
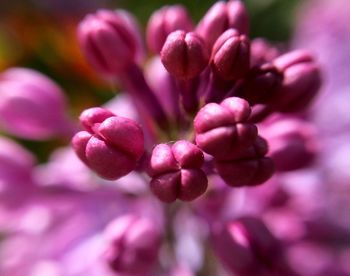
[1, 1, 350, 275]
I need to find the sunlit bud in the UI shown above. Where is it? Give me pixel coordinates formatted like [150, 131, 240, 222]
[72, 107, 144, 180]
[211, 29, 250, 80]
[148, 140, 208, 203]
[161, 30, 209, 79]
[194, 97, 257, 160]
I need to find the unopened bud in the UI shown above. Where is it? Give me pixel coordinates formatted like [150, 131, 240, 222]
[262, 117, 317, 171]
[78, 9, 141, 77]
[72, 107, 144, 180]
[233, 63, 283, 104]
[211, 28, 250, 80]
[147, 5, 194, 53]
[0, 68, 73, 140]
[272, 50, 322, 112]
[194, 97, 257, 160]
[215, 137, 275, 187]
[196, 0, 249, 49]
[161, 30, 209, 79]
[148, 140, 208, 203]
[250, 38, 280, 66]
[103, 215, 161, 274]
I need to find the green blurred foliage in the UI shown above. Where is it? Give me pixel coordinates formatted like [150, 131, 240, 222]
[117, 0, 301, 41]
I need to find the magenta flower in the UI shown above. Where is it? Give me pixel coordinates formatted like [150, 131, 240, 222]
[72, 107, 144, 180]
[147, 5, 194, 53]
[148, 141, 208, 203]
[211, 28, 250, 80]
[0, 68, 75, 140]
[196, 0, 249, 48]
[194, 97, 257, 160]
[103, 214, 161, 274]
[0, 0, 330, 275]
[161, 30, 208, 80]
[77, 9, 143, 78]
[212, 217, 296, 276]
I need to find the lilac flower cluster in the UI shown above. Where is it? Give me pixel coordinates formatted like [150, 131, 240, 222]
[0, 1, 335, 275]
[74, 0, 321, 203]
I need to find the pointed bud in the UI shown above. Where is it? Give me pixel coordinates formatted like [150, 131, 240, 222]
[0, 68, 73, 140]
[77, 9, 142, 77]
[103, 215, 161, 274]
[196, 0, 249, 49]
[272, 50, 322, 112]
[194, 97, 257, 160]
[215, 137, 275, 187]
[233, 63, 283, 104]
[148, 140, 208, 203]
[72, 107, 144, 180]
[146, 5, 194, 53]
[161, 31, 209, 79]
[211, 28, 250, 80]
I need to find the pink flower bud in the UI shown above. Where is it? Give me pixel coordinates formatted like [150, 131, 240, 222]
[161, 30, 209, 79]
[272, 50, 322, 112]
[262, 118, 317, 171]
[212, 217, 292, 276]
[211, 29, 250, 80]
[146, 5, 194, 53]
[103, 215, 161, 274]
[233, 63, 283, 104]
[72, 107, 144, 180]
[0, 68, 74, 140]
[215, 137, 275, 187]
[77, 9, 141, 77]
[148, 140, 208, 203]
[0, 136, 36, 189]
[194, 97, 257, 160]
[250, 38, 280, 66]
[196, 0, 249, 49]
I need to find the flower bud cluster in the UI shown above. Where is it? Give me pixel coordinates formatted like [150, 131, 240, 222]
[73, 0, 322, 203]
